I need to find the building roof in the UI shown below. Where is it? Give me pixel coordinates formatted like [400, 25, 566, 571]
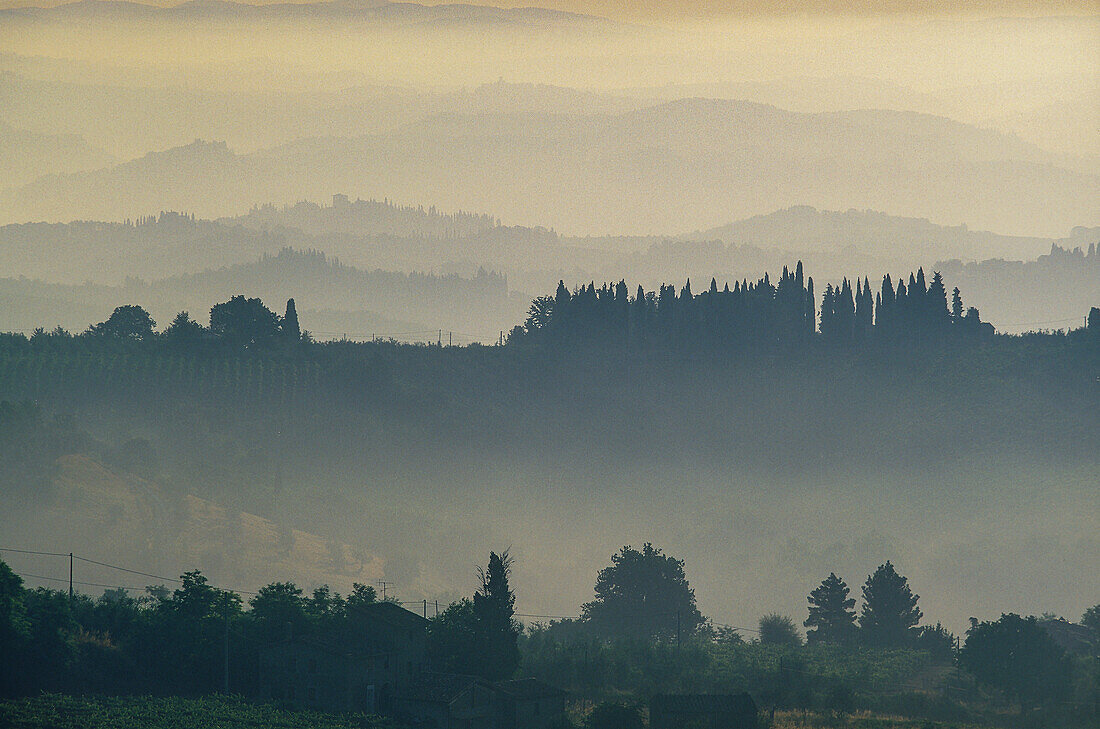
[398, 672, 492, 704]
[355, 600, 430, 628]
[494, 678, 567, 700]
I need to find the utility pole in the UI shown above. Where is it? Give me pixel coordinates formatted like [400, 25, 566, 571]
[68, 553, 73, 602]
[448, 331, 452, 347]
[223, 591, 230, 693]
[423, 599, 427, 618]
[434, 600, 439, 618]
[375, 580, 394, 600]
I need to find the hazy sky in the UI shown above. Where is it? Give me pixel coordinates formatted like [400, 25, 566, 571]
[0, 0, 1096, 19]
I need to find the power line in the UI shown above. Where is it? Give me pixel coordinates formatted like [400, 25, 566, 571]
[0, 547, 71, 557]
[2, 547, 257, 596]
[13, 570, 144, 592]
[73, 555, 183, 585]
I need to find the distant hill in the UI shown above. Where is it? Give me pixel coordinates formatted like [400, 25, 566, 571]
[0, 0, 619, 30]
[2, 101, 1094, 237]
[936, 240, 1100, 334]
[0, 119, 113, 186]
[225, 196, 499, 239]
[11, 453, 387, 594]
[0, 248, 524, 341]
[684, 205, 1054, 262]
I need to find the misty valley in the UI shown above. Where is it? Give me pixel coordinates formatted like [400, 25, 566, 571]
[1, 1, 1098, 728]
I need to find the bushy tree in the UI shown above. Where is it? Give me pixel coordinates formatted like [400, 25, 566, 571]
[1081, 604, 1100, 635]
[804, 573, 856, 645]
[209, 296, 280, 347]
[0, 561, 29, 696]
[859, 561, 921, 648]
[759, 613, 802, 647]
[960, 614, 1072, 710]
[427, 598, 478, 674]
[89, 305, 155, 340]
[162, 311, 205, 344]
[249, 582, 308, 641]
[582, 543, 704, 641]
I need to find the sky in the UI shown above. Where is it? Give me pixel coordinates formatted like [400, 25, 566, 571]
[0, 0, 1097, 19]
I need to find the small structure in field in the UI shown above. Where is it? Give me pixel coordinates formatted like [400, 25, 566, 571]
[495, 677, 568, 729]
[650, 693, 758, 729]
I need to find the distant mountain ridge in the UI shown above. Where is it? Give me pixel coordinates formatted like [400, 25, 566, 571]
[0, 247, 524, 341]
[0, 0, 619, 29]
[685, 205, 1055, 262]
[2, 99, 1095, 237]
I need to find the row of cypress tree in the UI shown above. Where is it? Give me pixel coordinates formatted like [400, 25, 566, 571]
[516, 263, 990, 347]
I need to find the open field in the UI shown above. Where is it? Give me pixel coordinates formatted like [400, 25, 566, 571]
[0, 694, 406, 729]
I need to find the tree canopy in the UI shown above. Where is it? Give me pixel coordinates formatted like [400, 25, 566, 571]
[582, 543, 705, 641]
[959, 613, 1073, 710]
[89, 305, 156, 340]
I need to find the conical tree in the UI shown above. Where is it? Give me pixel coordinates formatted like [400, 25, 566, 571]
[472, 550, 520, 680]
[805, 573, 857, 645]
[859, 561, 922, 647]
[282, 298, 301, 342]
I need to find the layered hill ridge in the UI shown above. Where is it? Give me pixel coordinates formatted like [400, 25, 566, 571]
[2, 99, 1094, 237]
[36, 454, 387, 593]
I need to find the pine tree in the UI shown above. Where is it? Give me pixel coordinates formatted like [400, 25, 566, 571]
[859, 561, 922, 647]
[927, 272, 949, 329]
[951, 287, 964, 322]
[805, 573, 857, 644]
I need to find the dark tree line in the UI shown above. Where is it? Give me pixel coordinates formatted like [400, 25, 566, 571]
[87, 296, 304, 348]
[513, 264, 998, 348]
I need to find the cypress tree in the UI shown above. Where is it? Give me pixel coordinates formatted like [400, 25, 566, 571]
[472, 551, 520, 680]
[805, 277, 815, 336]
[282, 299, 301, 342]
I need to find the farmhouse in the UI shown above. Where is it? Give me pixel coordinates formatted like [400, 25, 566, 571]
[255, 601, 429, 713]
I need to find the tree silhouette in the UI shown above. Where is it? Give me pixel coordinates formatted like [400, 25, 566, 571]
[805, 573, 857, 645]
[582, 543, 704, 641]
[472, 550, 520, 680]
[960, 614, 1072, 710]
[162, 311, 205, 345]
[282, 299, 301, 342]
[859, 562, 921, 648]
[89, 305, 156, 340]
[759, 613, 802, 646]
[209, 296, 280, 347]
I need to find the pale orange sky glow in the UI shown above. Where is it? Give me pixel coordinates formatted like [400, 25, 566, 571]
[0, 0, 1097, 19]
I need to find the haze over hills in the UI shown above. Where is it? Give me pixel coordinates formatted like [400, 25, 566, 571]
[0, 0, 621, 29]
[0, 196, 1095, 335]
[685, 206, 1055, 262]
[2, 100, 1096, 236]
[0, 248, 523, 340]
[0, 119, 114, 186]
[0, 0, 1098, 698]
